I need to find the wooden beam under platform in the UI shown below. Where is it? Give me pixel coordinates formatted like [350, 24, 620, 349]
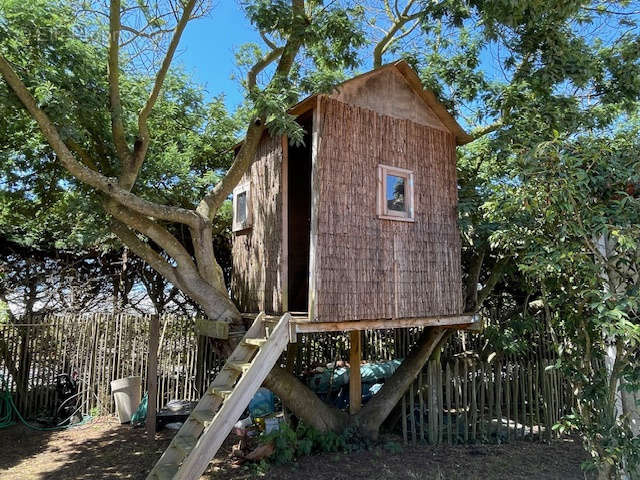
[240, 312, 480, 334]
[293, 313, 479, 334]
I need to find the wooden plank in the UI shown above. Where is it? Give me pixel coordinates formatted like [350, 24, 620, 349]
[513, 364, 519, 439]
[349, 331, 362, 415]
[496, 361, 503, 441]
[307, 97, 321, 321]
[149, 313, 268, 475]
[463, 361, 468, 443]
[280, 134, 289, 313]
[174, 314, 291, 480]
[506, 362, 511, 441]
[471, 361, 477, 441]
[418, 371, 425, 443]
[438, 360, 443, 445]
[527, 362, 534, 440]
[454, 360, 460, 444]
[146, 314, 160, 436]
[294, 314, 477, 334]
[194, 318, 229, 339]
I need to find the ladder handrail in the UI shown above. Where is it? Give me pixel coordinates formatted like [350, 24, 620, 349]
[147, 312, 291, 480]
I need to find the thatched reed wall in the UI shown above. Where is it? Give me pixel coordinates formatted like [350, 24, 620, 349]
[311, 96, 463, 322]
[231, 134, 285, 314]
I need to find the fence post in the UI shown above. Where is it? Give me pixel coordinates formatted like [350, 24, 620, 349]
[146, 314, 160, 436]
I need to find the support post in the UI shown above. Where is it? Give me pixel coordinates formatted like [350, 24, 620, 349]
[349, 330, 362, 415]
[146, 314, 160, 436]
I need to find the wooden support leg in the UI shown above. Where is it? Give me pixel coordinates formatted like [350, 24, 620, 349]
[146, 314, 160, 436]
[349, 330, 362, 415]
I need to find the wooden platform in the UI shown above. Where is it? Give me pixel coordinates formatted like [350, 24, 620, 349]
[241, 313, 479, 334]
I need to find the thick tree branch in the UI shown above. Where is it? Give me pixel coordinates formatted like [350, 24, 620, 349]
[259, 30, 278, 50]
[0, 54, 203, 228]
[190, 224, 227, 293]
[109, 211, 240, 323]
[110, 219, 180, 287]
[355, 327, 446, 437]
[264, 366, 348, 432]
[471, 119, 503, 140]
[123, 0, 197, 190]
[64, 138, 100, 171]
[373, 0, 420, 68]
[108, 0, 133, 166]
[247, 47, 285, 91]
[464, 247, 486, 312]
[196, 0, 306, 220]
[105, 200, 198, 273]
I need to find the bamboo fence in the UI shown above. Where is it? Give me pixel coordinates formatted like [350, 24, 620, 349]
[0, 313, 224, 417]
[398, 357, 575, 445]
[0, 313, 571, 444]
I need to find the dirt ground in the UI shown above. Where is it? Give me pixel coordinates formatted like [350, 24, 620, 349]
[0, 416, 590, 480]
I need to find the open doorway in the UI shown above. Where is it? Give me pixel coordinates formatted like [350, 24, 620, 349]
[287, 113, 312, 312]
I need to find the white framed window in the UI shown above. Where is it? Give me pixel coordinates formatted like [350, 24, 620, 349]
[232, 182, 252, 232]
[377, 164, 415, 222]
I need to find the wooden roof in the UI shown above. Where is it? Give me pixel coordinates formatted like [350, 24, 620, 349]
[290, 60, 473, 145]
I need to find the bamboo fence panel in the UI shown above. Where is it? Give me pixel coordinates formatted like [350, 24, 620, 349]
[0, 313, 224, 417]
[1, 314, 572, 446]
[398, 357, 574, 445]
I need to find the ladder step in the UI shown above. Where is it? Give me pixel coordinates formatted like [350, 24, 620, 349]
[263, 315, 280, 324]
[209, 385, 234, 398]
[173, 434, 198, 455]
[191, 409, 216, 427]
[153, 464, 179, 480]
[242, 337, 268, 347]
[226, 362, 252, 374]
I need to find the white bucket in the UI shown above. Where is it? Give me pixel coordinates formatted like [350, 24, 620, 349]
[110, 376, 142, 423]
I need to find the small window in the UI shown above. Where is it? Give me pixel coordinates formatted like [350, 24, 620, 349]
[232, 182, 252, 232]
[377, 164, 414, 221]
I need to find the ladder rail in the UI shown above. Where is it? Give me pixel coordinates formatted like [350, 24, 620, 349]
[147, 313, 267, 478]
[175, 312, 291, 479]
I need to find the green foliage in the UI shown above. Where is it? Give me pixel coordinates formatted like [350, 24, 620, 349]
[382, 440, 404, 454]
[238, 0, 365, 143]
[260, 422, 347, 465]
[0, 0, 241, 251]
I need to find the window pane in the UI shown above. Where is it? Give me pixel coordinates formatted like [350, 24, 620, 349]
[386, 174, 406, 212]
[236, 191, 247, 224]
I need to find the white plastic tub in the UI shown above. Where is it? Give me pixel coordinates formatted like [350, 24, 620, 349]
[110, 376, 142, 423]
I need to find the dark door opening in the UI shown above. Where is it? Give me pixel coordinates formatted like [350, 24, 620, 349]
[287, 114, 312, 312]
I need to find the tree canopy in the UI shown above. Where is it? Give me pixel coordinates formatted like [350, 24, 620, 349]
[1, 0, 640, 476]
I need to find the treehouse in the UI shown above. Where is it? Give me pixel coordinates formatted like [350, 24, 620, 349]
[230, 60, 476, 334]
[149, 61, 478, 480]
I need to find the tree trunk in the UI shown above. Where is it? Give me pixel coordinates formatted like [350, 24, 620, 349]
[354, 327, 446, 438]
[263, 327, 448, 440]
[263, 366, 348, 432]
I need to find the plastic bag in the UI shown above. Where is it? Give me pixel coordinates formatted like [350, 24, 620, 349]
[248, 388, 274, 419]
[130, 392, 148, 427]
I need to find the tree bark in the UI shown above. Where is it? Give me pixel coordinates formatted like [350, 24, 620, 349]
[263, 366, 348, 432]
[354, 327, 445, 438]
[263, 326, 448, 440]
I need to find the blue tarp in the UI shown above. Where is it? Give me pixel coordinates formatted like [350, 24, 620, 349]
[306, 359, 402, 394]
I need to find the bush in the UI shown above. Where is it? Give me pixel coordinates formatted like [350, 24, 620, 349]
[260, 422, 347, 464]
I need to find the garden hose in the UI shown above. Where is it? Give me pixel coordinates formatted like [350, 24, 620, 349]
[0, 374, 91, 431]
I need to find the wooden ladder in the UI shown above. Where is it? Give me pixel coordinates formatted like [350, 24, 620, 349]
[147, 312, 292, 480]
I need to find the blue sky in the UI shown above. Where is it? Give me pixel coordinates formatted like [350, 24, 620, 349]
[176, 3, 260, 110]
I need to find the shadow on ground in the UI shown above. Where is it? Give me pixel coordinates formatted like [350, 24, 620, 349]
[0, 416, 590, 480]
